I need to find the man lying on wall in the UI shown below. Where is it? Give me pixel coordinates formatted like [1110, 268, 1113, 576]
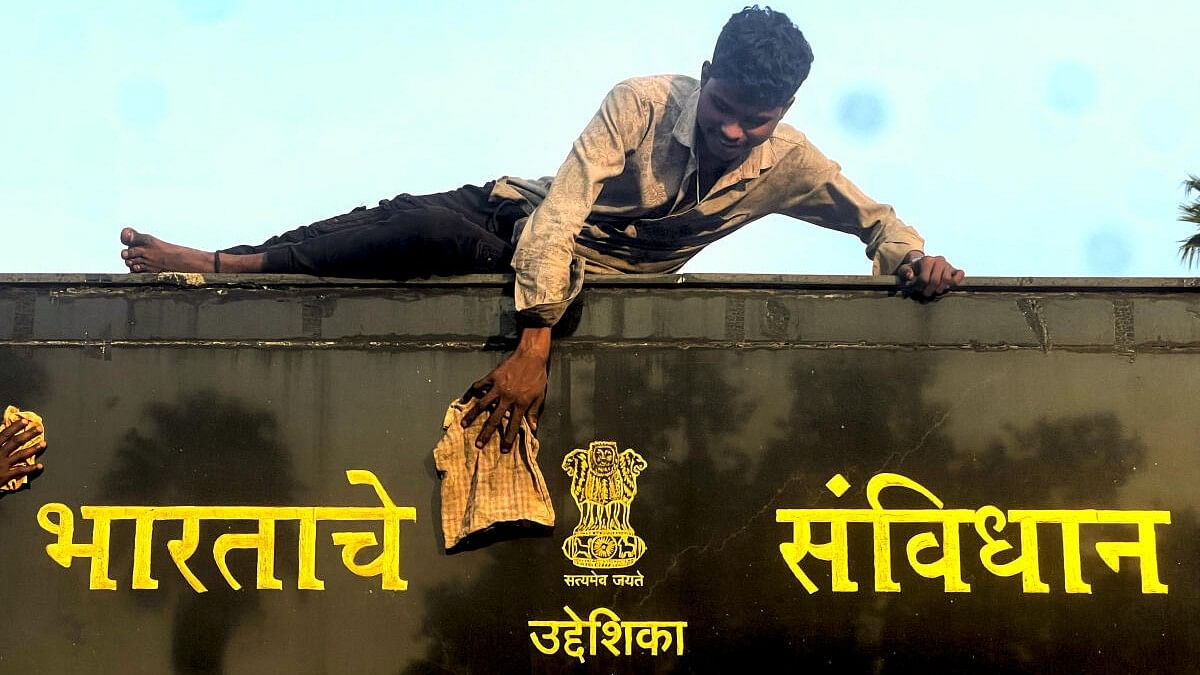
[118, 6, 964, 452]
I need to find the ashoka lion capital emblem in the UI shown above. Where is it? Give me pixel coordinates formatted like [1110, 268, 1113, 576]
[562, 441, 648, 569]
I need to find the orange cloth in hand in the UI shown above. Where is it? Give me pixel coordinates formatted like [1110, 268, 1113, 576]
[2, 405, 45, 492]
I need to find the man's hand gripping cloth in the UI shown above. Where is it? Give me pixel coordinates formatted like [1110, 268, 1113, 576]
[2, 405, 45, 492]
[433, 400, 555, 550]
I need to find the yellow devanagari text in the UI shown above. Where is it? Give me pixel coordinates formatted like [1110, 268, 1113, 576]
[528, 606, 686, 663]
[777, 473, 1170, 595]
[36, 470, 416, 592]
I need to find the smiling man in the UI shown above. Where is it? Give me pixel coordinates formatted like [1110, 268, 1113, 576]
[119, 6, 963, 450]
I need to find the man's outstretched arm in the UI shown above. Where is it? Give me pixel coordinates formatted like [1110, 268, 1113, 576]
[460, 326, 551, 452]
[462, 83, 650, 449]
[779, 142, 964, 296]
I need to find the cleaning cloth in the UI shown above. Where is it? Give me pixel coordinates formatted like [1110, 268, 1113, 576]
[433, 399, 554, 550]
[2, 405, 45, 492]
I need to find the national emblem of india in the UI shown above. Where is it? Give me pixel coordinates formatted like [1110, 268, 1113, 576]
[561, 441, 648, 569]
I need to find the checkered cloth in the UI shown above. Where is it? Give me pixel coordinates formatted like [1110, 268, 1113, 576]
[433, 399, 555, 550]
[2, 405, 44, 492]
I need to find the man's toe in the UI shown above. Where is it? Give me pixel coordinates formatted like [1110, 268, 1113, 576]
[121, 228, 154, 247]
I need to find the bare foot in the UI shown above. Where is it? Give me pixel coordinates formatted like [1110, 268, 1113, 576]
[120, 227, 215, 273]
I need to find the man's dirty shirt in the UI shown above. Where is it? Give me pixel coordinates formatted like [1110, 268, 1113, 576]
[491, 74, 926, 327]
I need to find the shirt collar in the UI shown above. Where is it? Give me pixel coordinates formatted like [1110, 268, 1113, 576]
[741, 137, 778, 177]
[672, 85, 701, 149]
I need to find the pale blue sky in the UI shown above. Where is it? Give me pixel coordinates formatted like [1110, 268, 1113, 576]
[3, 1, 1198, 277]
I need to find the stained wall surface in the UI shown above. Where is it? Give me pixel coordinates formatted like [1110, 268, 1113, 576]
[1, 274, 1197, 674]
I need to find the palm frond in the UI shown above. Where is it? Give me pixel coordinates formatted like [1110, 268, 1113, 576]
[1186, 174, 1200, 197]
[1182, 233, 1200, 267]
[1184, 174, 1200, 225]
[1185, 203, 1200, 226]
[1179, 175, 1200, 266]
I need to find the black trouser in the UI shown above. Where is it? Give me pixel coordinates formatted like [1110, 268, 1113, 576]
[219, 183, 525, 279]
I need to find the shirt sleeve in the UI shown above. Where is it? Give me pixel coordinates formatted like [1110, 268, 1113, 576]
[777, 142, 925, 276]
[511, 82, 649, 326]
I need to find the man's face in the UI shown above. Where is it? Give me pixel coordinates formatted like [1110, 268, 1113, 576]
[696, 63, 792, 164]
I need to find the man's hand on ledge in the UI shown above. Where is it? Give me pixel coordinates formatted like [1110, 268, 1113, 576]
[461, 326, 551, 452]
[897, 251, 965, 298]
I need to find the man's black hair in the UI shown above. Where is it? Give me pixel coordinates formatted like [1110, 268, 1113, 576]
[709, 5, 814, 107]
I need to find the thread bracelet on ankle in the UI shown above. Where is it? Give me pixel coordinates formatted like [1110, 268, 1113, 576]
[213, 252, 221, 273]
